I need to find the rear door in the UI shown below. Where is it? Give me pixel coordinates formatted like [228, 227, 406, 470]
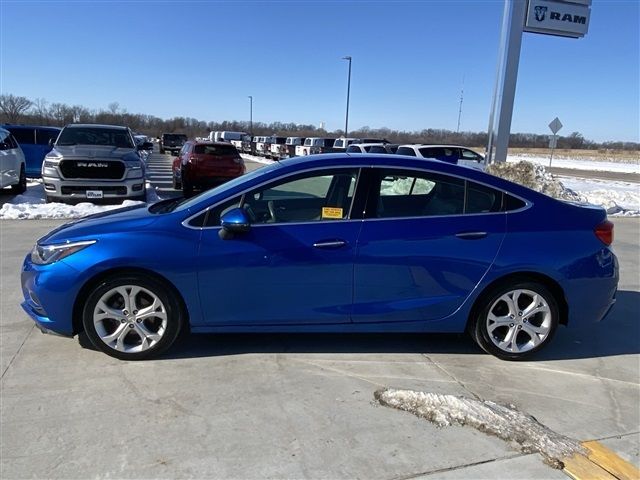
[353, 167, 506, 325]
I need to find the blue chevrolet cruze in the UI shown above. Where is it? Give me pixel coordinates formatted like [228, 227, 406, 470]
[21, 154, 618, 360]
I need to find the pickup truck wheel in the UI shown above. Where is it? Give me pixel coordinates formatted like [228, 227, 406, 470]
[159, 148, 165, 154]
[11, 165, 27, 194]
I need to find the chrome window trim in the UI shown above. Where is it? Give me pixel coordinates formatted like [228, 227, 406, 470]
[181, 163, 532, 230]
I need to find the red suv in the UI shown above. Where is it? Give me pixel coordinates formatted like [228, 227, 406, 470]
[172, 141, 245, 195]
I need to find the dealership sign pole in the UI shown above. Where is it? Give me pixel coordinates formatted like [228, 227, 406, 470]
[486, 0, 591, 164]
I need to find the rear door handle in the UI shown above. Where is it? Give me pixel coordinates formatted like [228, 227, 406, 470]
[455, 231, 488, 240]
[313, 240, 347, 249]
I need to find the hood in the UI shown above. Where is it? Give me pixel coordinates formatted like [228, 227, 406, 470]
[39, 204, 159, 245]
[54, 145, 139, 161]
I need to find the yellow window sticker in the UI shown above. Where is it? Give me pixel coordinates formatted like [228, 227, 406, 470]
[322, 207, 343, 219]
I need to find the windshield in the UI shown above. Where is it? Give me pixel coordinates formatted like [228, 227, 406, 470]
[57, 127, 134, 148]
[172, 163, 281, 212]
[163, 134, 187, 142]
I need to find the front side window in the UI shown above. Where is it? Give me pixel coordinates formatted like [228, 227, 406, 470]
[461, 149, 483, 161]
[396, 147, 417, 157]
[372, 169, 464, 218]
[8, 128, 35, 144]
[242, 169, 359, 224]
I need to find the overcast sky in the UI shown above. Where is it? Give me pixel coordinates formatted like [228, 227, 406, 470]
[1, 0, 638, 142]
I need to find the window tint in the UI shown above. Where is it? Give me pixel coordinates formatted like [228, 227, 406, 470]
[373, 169, 464, 218]
[369, 146, 388, 154]
[57, 127, 133, 148]
[36, 129, 59, 145]
[461, 149, 482, 161]
[503, 194, 526, 211]
[396, 147, 417, 157]
[346, 145, 361, 153]
[466, 182, 502, 214]
[242, 169, 358, 224]
[7, 128, 35, 144]
[194, 144, 238, 155]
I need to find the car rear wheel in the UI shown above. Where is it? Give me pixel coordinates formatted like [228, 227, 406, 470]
[11, 165, 26, 194]
[470, 281, 559, 360]
[81, 275, 183, 360]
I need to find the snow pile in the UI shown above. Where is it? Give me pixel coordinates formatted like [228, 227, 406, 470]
[0, 180, 159, 220]
[374, 388, 584, 469]
[488, 161, 639, 216]
[507, 153, 640, 174]
[487, 161, 581, 201]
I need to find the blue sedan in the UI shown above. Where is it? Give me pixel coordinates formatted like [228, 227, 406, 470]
[21, 154, 618, 360]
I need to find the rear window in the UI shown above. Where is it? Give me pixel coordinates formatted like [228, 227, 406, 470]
[346, 145, 362, 153]
[193, 144, 238, 155]
[334, 139, 345, 148]
[7, 128, 35, 144]
[36, 129, 59, 145]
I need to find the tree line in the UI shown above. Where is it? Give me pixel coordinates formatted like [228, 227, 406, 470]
[1, 93, 637, 151]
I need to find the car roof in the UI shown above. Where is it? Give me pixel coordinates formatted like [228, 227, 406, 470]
[3, 124, 61, 130]
[65, 123, 128, 130]
[397, 144, 481, 150]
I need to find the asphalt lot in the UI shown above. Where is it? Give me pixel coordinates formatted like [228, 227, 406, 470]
[0, 161, 638, 478]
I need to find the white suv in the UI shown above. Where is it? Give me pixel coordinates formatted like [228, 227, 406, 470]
[0, 127, 27, 194]
[395, 145, 486, 170]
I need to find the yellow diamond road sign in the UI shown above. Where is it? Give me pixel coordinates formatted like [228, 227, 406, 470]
[549, 117, 563, 134]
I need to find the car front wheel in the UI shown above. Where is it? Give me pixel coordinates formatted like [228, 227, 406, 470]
[81, 275, 183, 360]
[470, 281, 559, 360]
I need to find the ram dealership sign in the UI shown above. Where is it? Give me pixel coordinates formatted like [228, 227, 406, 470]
[524, 0, 591, 38]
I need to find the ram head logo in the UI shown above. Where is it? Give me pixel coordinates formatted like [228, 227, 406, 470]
[534, 6, 547, 21]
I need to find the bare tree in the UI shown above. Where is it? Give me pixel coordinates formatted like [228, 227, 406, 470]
[0, 94, 33, 123]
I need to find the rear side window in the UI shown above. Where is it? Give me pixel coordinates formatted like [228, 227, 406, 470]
[373, 169, 465, 218]
[396, 147, 417, 157]
[8, 128, 35, 144]
[36, 129, 59, 145]
[194, 144, 238, 155]
[503, 193, 526, 211]
[466, 182, 502, 214]
[346, 145, 361, 153]
[369, 146, 388, 154]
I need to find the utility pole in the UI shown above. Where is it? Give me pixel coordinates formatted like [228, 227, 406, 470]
[456, 75, 465, 133]
[342, 56, 352, 138]
[248, 95, 253, 136]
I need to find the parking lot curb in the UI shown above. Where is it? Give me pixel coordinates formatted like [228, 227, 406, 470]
[562, 441, 639, 480]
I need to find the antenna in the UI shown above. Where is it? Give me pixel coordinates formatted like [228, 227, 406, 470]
[457, 75, 465, 133]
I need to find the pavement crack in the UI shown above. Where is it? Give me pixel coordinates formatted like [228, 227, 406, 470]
[1, 324, 34, 379]
[388, 452, 528, 479]
[421, 353, 482, 401]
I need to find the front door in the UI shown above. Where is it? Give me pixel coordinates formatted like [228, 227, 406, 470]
[197, 167, 362, 325]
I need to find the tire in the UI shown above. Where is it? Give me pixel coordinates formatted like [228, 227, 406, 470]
[159, 148, 165, 154]
[45, 195, 54, 203]
[10, 165, 27, 194]
[172, 172, 181, 190]
[81, 274, 184, 360]
[469, 281, 559, 361]
[182, 170, 193, 196]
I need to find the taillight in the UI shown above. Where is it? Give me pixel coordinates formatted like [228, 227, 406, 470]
[594, 220, 614, 245]
[188, 155, 198, 162]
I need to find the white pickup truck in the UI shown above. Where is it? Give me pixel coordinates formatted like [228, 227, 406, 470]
[295, 137, 336, 156]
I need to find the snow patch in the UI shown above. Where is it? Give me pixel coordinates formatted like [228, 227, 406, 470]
[507, 153, 640, 174]
[375, 388, 584, 469]
[240, 153, 276, 166]
[0, 179, 156, 220]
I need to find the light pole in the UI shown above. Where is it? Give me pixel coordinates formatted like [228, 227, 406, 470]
[342, 56, 351, 139]
[247, 95, 253, 137]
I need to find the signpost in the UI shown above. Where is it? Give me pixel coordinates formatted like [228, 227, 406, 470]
[486, 0, 592, 164]
[548, 116, 563, 167]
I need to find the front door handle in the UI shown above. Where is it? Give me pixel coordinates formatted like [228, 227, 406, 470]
[313, 240, 347, 249]
[455, 231, 488, 240]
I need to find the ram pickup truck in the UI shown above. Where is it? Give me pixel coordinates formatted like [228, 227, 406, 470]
[42, 124, 146, 203]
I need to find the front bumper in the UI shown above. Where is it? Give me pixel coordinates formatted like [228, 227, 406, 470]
[21, 255, 82, 336]
[42, 176, 145, 201]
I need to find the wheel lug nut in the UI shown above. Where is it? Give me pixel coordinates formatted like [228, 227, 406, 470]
[523, 319, 528, 323]
[518, 312, 522, 316]
[509, 314, 515, 319]
[123, 310, 128, 315]
[509, 323, 515, 327]
[517, 325, 522, 329]
[128, 324, 134, 329]
[133, 310, 138, 315]
[120, 319, 126, 324]
[136, 319, 141, 323]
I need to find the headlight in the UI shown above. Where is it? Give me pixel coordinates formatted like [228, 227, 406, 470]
[126, 166, 143, 179]
[30, 240, 96, 265]
[43, 160, 58, 168]
[45, 152, 63, 160]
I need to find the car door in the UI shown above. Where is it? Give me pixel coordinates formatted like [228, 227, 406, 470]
[196, 167, 363, 325]
[352, 167, 506, 325]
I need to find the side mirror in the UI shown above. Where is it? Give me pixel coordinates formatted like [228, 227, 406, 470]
[48, 138, 55, 147]
[219, 208, 251, 239]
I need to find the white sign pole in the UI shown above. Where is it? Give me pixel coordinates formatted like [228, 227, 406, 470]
[548, 117, 563, 167]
